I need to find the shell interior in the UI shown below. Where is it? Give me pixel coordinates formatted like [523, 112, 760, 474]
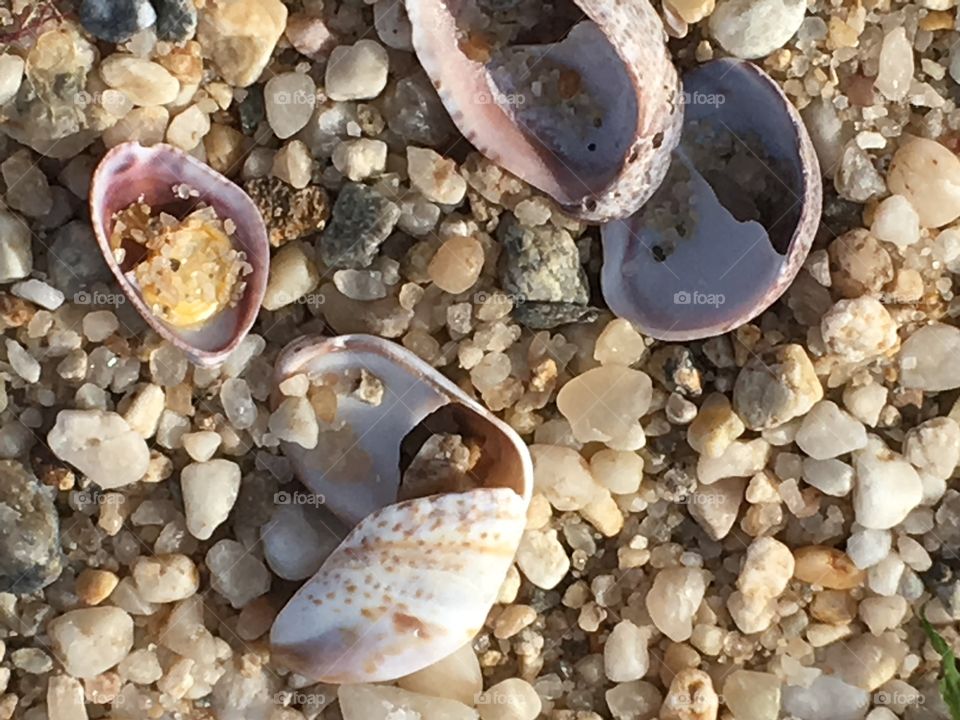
[270, 334, 533, 683]
[406, 0, 650, 209]
[89, 142, 270, 366]
[601, 59, 822, 341]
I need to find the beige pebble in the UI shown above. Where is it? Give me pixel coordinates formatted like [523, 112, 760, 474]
[76, 569, 119, 606]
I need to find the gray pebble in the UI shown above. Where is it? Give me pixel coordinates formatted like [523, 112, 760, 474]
[80, 0, 157, 44]
[47, 221, 114, 299]
[0, 461, 63, 594]
[154, 0, 198, 42]
[513, 302, 597, 330]
[319, 183, 401, 269]
[498, 213, 590, 308]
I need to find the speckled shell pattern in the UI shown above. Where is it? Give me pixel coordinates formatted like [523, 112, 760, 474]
[269, 334, 533, 684]
[89, 142, 270, 367]
[405, 0, 683, 223]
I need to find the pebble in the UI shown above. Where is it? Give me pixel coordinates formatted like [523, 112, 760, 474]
[723, 670, 781, 720]
[0, 54, 24, 106]
[132, 554, 199, 602]
[397, 644, 481, 706]
[859, 596, 907, 635]
[0, 461, 62, 593]
[6, 339, 39, 383]
[265, 72, 318, 139]
[2, 150, 53, 218]
[47, 607, 134, 678]
[155, 0, 198, 42]
[339, 684, 475, 720]
[853, 437, 923, 529]
[332, 139, 388, 181]
[557, 366, 653, 450]
[793, 545, 865, 589]
[325, 40, 390, 101]
[516, 529, 570, 589]
[477, 678, 542, 720]
[795, 401, 867, 459]
[646, 567, 707, 641]
[182, 431, 222, 462]
[888, 137, 960, 228]
[875, 28, 914, 101]
[846, 528, 892, 569]
[166, 104, 210, 151]
[268, 397, 320, 449]
[12, 279, 65, 310]
[272, 139, 313, 189]
[590, 449, 643, 495]
[244, 177, 329, 247]
[207, 539, 272, 608]
[498, 214, 589, 307]
[263, 241, 320, 311]
[494, 604, 536, 639]
[530, 444, 600, 510]
[687, 393, 745, 458]
[47, 675, 86, 720]
[821, 297, 898, 362]
[79, 0, 157, 43]
[604, 620, 649, 682]
[734, 536, 794, 604]
[99, 55, 180, 107]
[76, 569, 119, 605]
[904, 417, 960, 481]
[47, 410, 150, 489]
[708, 0, 806, 59]
[781, 675, 870, 720]
[428, 235, 485, 294]
[899, 323, 960, 391]
[285, 13, 338, 58]
[0, 211, 32, 282]
[697, 438, 770, 484]
[660, 668, 718, 720]
[802, 457, 854, 496]
[408, 147, 468, 205]
[689, 477, 745, 541]
[836, 133, 886, 195]
[319, 183, 401, 269]
[828, 229, 893, 298]
[121, 384, 165, 439]
[181, 460, 241, 540]
[197, 0, 288, 87]
[870, 194, 920, 249]
[594, 318, 646, 366]
[733, 345, 822, 430]
[262, 502, 341, 581]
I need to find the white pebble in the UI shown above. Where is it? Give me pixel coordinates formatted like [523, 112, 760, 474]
[325, 40, 389, 101]
[181, 459, 242, 540]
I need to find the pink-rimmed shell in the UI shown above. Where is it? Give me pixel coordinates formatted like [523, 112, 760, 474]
[269, 334, 532, 683]
[601, 59, 822, 341]
[405, 0, 682, 222]
[89, 142, 270, 366]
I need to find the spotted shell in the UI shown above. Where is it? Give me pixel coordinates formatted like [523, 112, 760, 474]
[269, 334, 533, 683]
[600, 59, 822, 340]
[405, 0, 682, 222]
[89, 142, 270, 367]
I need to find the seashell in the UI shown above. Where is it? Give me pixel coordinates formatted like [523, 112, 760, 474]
[600, 59, 821, 341]
[405, 0, 683, 222]
[270, 334, 532, 684]
[89, 142, 269, 367]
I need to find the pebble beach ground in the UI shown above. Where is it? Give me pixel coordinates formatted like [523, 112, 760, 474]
[0, 0, 959, 719]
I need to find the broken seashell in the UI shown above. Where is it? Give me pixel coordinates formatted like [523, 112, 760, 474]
[270, 334, 532, 683]
[405, 0, 682, 222]
[600, 59, 821, 341]
[89, 142, 269, 366]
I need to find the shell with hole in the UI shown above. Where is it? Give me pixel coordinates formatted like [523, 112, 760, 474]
[269, 334, 533, 683]
[89, 141, 270, 367]
[405, 0, 683, 222]
[600, 59, 822, 341]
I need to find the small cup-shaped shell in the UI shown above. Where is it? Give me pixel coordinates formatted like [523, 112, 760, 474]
[405, 0, 682, 222]
[601, 59, 821, 340]
[270, 334, 532, 683]
[89, 142, 269, 366]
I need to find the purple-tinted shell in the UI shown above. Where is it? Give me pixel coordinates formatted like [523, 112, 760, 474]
[405, 0, 682, 222]
[89, 142, 269, 367]
[601, 59, 822, 341]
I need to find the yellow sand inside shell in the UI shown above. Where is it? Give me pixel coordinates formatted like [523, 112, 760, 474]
[110, 203, 250, 328]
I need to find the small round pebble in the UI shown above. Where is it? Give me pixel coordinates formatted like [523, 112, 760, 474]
[47, 607, 134, 679]
[709, 0, 807, 59]
[325, 40, 390, 101]
[80, 0, 157, 44]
